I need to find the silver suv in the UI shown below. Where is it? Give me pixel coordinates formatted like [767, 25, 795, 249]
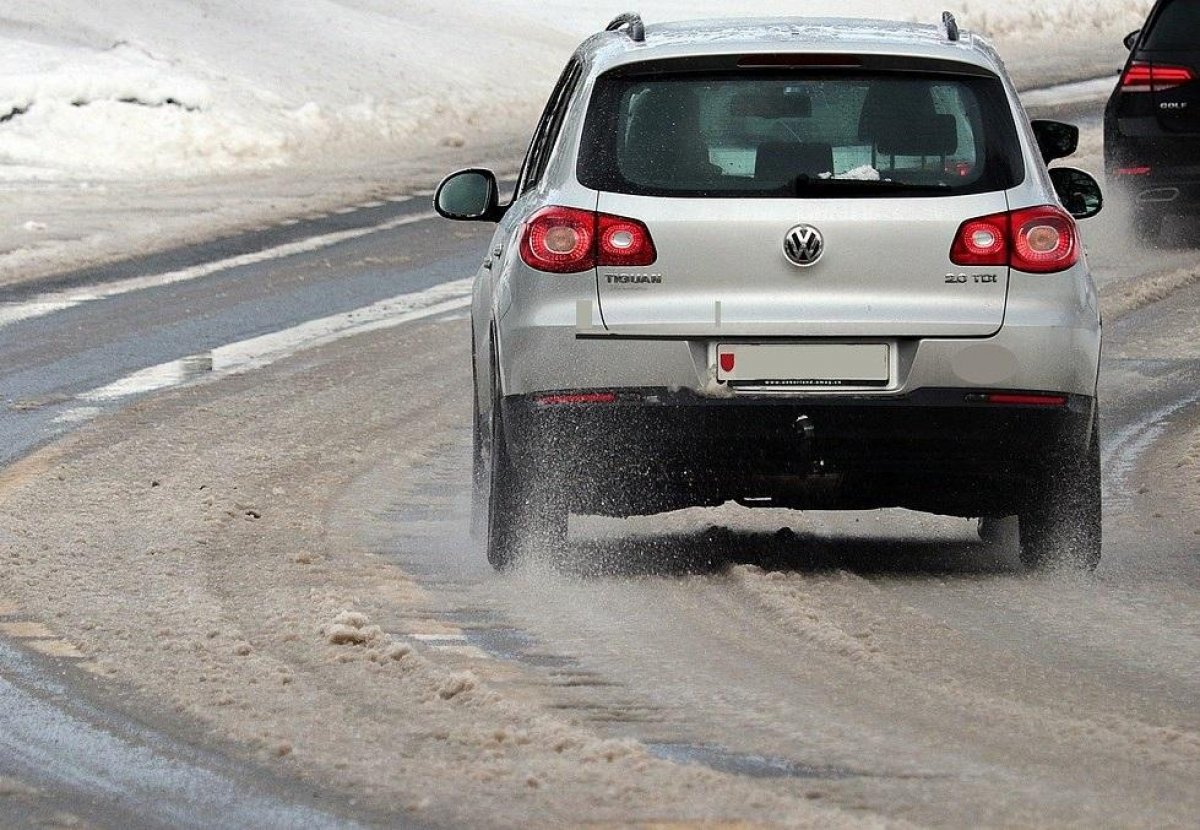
[436, 13, 1105, 572]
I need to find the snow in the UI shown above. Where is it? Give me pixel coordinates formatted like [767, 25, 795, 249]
[0, 1, 569, 181]
[322, 609, 383, 645]
[820, 165, 882, 181]
[0, 1, 1152, 283]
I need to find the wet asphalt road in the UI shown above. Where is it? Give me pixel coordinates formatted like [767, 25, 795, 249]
[0, 194, 493, 828]
[355, 274, 1200, 828]
[0, 195, 491, 467]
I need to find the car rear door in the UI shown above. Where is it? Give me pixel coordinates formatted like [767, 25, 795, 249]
[581, 64, 1022, 338]
[594, 192, 1009, 337]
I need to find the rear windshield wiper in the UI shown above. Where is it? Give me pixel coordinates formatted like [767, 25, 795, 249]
[789, 175, 952, 196]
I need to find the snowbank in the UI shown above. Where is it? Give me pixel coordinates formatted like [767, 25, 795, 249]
[0, 1, 1153, 183]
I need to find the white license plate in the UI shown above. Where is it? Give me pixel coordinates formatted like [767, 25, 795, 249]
[716, 343, 890, 387]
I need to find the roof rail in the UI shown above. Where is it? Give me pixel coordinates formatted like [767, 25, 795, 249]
[941, 11, 960, 42]
[606, 12, 646, 43]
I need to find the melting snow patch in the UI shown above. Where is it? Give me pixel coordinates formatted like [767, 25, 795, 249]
[437, 672, 477, 701]
[322, 609, 382, 646]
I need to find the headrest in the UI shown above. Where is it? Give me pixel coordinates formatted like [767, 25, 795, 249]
[874, 113, 958, 156]
[754, 141, 834, 185]
[731, 88, 812, 119]
[858, 83, 936, 137]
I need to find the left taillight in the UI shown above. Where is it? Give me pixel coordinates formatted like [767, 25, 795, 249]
[950, 205, 1080, 274]
[520, 206, 595, 273]
[519, 206, 656, 274]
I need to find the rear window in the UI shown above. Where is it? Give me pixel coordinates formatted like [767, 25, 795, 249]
[1144, 0, 1200, 49]
[579, 70, 1024, 198]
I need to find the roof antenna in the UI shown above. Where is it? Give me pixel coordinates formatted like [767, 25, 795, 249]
[606, 12, 646, 43]
[942, 11, 960, 42]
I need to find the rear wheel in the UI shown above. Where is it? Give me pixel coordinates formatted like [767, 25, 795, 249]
[486, 384, 568, 571]
[1018, 421, 1101, 571]
[470, 400, 488, 540]
[485, 402, 522, 570]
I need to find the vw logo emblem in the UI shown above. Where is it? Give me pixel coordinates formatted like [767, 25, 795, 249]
[783, 224, 824, 267]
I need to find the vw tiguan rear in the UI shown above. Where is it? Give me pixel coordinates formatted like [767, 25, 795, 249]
[436, 13, 1106, 572]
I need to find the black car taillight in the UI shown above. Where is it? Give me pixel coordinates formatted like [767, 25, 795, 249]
[1120, 61, 1195, 93]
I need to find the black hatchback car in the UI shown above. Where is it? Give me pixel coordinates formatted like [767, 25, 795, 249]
[1105, 0, 1200, 242]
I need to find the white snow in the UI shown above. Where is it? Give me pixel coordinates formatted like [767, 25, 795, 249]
[820, 165, 882, 181]
[0, 1, 572, 181]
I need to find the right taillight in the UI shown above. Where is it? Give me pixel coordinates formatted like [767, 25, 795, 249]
[519, 206, 656, 274]
[1010, 206, 1077, 272]
[1121, 60, 1195, 93]
[950, 205, 1080, 274]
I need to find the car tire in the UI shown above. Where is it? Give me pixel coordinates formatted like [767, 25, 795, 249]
[485, 378, 568, 571]
[470, 333, 489, 540]
[1018, 420, 1102, 571]
[1132, 208, 1162, 245]
[470, 400, 488, 540]
[486, 400, 522, 571]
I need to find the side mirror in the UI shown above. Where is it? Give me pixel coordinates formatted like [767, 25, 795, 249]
[434, 168, 503, 222]
[1050, 167, 1103, 220]
[1123, 29, 1140, 50]
[1031, 120, 1079, 164]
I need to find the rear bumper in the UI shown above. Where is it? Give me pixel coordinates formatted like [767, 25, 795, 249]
[503, 389, 1096, 518]
[1111, 176, 1200, 211]
[496, 263, 1101, 399]
[501, 322, 1101, 403]
[1105, 125, 1200, 210]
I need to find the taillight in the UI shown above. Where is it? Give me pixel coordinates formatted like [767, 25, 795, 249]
[520, 207, 595, 273]
[519, 207, 656, 274]
[597, 214, 656, 266]
[1010, 206, 1077, 272]
[1121, 61, 1195, 93]
[950, 205, 1080, 274]
[950, 214, 1008, 266]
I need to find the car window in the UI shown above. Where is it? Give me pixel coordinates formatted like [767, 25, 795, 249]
[516, 60, 583, 197]
[1143, 0, 1200, 49]
[579, 70, 1023, 198]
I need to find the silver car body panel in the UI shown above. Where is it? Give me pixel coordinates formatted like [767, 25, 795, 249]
[592, 192, 1010, 338]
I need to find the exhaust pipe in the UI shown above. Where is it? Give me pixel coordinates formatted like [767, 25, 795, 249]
[1138, 187, 1180, 204]
[794, 414, 816, 441]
